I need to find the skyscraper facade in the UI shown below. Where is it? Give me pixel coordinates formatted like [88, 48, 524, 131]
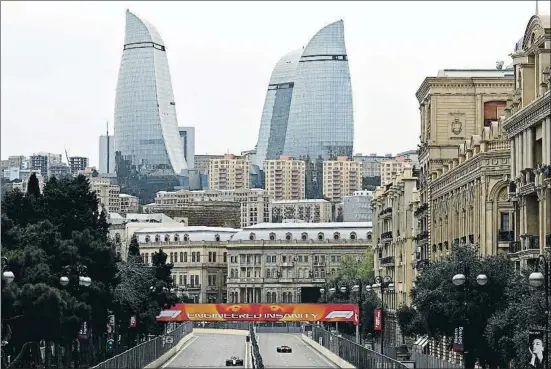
[114, 10, 187, 175]
[253, 20, 354, 168]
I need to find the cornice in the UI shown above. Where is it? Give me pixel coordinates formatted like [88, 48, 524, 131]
[416, 77, 514, 103]
[503, 92, 551, 138]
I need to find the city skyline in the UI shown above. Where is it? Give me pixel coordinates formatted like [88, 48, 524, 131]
[1, 1, 548, 166]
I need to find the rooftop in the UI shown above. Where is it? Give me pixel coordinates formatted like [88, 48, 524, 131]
[271, 199, 330, 204]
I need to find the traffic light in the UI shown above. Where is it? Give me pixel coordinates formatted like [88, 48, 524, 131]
[106, 338, 114, 355]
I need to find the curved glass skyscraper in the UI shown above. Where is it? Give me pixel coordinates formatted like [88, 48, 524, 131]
[253, 49, 302, 169]
[284, 20, 353, 160]
[114, 10, 187, 174]
[253, 20, 353, 167]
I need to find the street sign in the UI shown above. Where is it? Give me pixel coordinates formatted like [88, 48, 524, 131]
[164, 336, 174, 344]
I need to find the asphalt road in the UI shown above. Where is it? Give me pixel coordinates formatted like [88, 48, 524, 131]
[256, 333, 338, 368]
[164, 333, 248, 368]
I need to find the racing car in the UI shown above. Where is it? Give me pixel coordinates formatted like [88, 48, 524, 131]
[225, 356, 244, 366]
[277, 345, 292, 353]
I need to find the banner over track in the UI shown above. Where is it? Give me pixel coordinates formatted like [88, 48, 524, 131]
[157, 303, 359, 325]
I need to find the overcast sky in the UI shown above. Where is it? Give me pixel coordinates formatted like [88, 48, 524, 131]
[1, 1, 548, 166]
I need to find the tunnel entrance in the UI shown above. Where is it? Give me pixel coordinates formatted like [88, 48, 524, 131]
[300, 287, 321, 303]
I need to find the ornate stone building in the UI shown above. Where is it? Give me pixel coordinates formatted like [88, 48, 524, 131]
[415, 68, 515, 261]
[225, 222, 372, 304]
[504, 15, 551, 267]
[427, 121, 512, 261]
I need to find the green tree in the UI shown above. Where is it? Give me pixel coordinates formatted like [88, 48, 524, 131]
[398, 246, 516, 369]
[26, 173, 41, 197]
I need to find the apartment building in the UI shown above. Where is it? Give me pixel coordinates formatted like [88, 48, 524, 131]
[135, 226, 239, 303]
[47, 162, 71, 179]
[30, 152, 62, 178]
[208, 154, 250, 190]
[68, 156, 89, 175]
[119, 193, 140, 214]
[415, 67, 514, 258]
[322, 156, 362, 203]
[380, 156, 415, 185]
[264, 156, 306, 200]
[195, 155, 224, 175]
[270, 199, 332, 223]
[226, 222, 372, 304]
[89, 178, 121, 213]
[372, 167, 418, 347]
[353, 153, 390, 178]
[0, 155, 26, 172]
[504, 14, 551, 268]
[343, 190, 373, 222]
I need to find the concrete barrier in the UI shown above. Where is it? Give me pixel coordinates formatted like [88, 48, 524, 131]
[145, 333, 196, 369]
[192, 328, 249, 335]
[301, 334, 356, 369]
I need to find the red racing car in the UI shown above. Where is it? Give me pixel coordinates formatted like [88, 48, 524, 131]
[277, 345, 292, 353]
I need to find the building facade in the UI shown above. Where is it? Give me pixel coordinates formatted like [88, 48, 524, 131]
[380, 155, 415, 185]
[68, 157, 89, 175]
[30, 152, 62, 178]
[114, 10, 187, 174]
[90, 178, 121, 213]
[119, 193, 140, 214]
[135, 226, 239, 303]
[322, 156, 362, 203]
[178, 127, 195, 170]
[264, 156, 305, 200]
[343, 190, 373, 222]
[48, 163, 71, 179]
[504, 15, 551, 267]
[99, 135, 115, 174]
[195, 155, 224, 176]
[415, 68, 515, 258]
[270, 199, 332, 223]
[226, 222, 372, 304]
[208, 154, 250, 190]
[353, 153, 391, 178]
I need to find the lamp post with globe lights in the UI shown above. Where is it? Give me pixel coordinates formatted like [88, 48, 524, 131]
[59, 264, 92, 289]
[2, 257, 15, 287]
[528, 254, 549, 369]
[365, 276, 394, 355]
[451, 261, 488, 369]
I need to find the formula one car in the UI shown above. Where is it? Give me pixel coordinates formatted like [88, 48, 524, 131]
[225, 356, 244, 366]
[277, 345, 292, 353]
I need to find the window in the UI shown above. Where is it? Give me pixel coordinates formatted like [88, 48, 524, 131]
[145, 253, 149, 264]
[301, 232, 308, 241]
[215, 234, 221, 242]
[194, 275, 199, 286]
[179, 252, 183, 263]
[249, 232, 256, 241]
[164, 234, 170, 242]
[209, 252, 212, 262]
[267, 291, 272, 303]
[145, 235, 150, 242]
[155, 235, 161, 242]
[213, 252, 217, 263]
[184, 252, 188, 262]
[271, 256, 276, 263]
[179, 275, 183, 285]
[174, 234, 179, 242]
[266, 255, 271, 263]
[298, 255, 303, 262]
[367, 233, 372, 241]
[318, 232, 324, 240]
[196, 252, 200, 262]
[350, 232, 357, 240]
[285, 233, 292, 241]
[269, 232, 276, 241]
[223, 252, 227, 263]
[304, 255, 309, 263]
[333, 232, 340, 240]
[266, 269, 271, 278]
[169, 252, 174, 263]
[331, 255, 336, 263]
[115, 233, 121, 243]
[183, 275, 187, 286]
[183, 234, 190, 242]
[500, 213, 510, 231]
[192, 252, 196, 262]
[282, 255, 287, 262]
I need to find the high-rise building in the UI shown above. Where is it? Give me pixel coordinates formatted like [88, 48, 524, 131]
[178, 127, 195, 170]
[322, 156, 362, 203]
[89, 178, 121, 213]
[208, 154, 250, 190]
[253, 49, 302, 169]
[264, 156, 305, 200]
[380, 156, 415, 185]
[68, 157, 89, 175]
[253, 20, 354, 167]
[113, 10, 187, 174]
[283, 20, 353, 160]
[30, 152, 62, 178]
[99, 135, 115, 174]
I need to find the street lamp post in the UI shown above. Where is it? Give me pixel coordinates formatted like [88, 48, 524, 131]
[529, 255, 549, 369]
[451, 261, 488, 369]
[2, 257, 15, 286]
[59, 264, 92, 289]
[365, 276, 394, 356]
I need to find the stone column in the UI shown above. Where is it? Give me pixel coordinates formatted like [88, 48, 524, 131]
[511, 137, 516, 178]
[527, 128, 534, 169]
[485, 201, 493, 256]
[516, 135, 522, 175]
[523, 131, 528, 170]
[546, 117, 551, 165]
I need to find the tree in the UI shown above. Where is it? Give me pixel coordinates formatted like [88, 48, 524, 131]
[26, 173, 41, 197]
[127, 235, 140, 261]
[398, 246, 517, 369]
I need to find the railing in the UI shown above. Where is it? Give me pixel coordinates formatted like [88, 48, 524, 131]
[498, 230, 514, 242]
[410, 350, 462, 369]
[91, 322, 193, 369]
[381, 231, 393, 240]
[381, 256, 395, 266]
[311, 326, 407, 368]
[192, 321, 250, 330]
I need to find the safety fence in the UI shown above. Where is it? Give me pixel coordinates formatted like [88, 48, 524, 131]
[312, 326, 407, 369]
[91, 322, 193, 369]
[249, 324, 264, 369]
[410, 350, 462, 369]
[192, 321, 250, 330]
[255, 325, 302, 333]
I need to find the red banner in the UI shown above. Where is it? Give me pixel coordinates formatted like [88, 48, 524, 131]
[374, 309, 382, 331]
[157, 304, 359, 324]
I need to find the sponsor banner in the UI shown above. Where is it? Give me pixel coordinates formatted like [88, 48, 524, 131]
[157, 304, 359, 324]
[453, 326, 464, 353]
[373, 309, 382, 331]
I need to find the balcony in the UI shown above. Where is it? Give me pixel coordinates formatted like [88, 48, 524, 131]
[278, 262, 294, 268]
[279, 278, 294, 283]
[185, 284, 201, 290]
[414, 203, 428, 218]
[313, 261, 326, 267]
[498, 230, 514, 242]
[381, 256, 395, 266]
[379, 207, 392, 219]
[381, 231, 393, 242]
[509, 236, 540, 254]
[415, 259, 430, 270]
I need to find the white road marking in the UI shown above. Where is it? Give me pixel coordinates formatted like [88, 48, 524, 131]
[287, 334, 338, 368]
[161, 335, 199, 368]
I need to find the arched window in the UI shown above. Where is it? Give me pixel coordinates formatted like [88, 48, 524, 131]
[215, 234, 221, 242]
[145, 253, 149, 264]
[288, 293, 293, 303]
[318, 232, 324, 240]
[272, 292, 277, 303]
[174, 234, 180, 242]
[155, 235, 161, 242]
[145, 235, 151, 242]
[350, 232, 357, 240]
[301, 232, 308, 241]
[269, 232, 276, 241]
[164, 234, 170, 242]
[367, 232, 372, 241]
[249, 232, 256, 241]
[331, 268, 336, 275]
[267, 292, 272, 303]
[333, 232, 340, 240]
[282, 292, 287, 303]
[321, 269, 326, 278]
[285, 233, 292, 241]
[314, 269, 320, 278]
[183, 234, 190, 242]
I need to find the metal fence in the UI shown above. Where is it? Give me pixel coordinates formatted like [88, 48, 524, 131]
[192, 321, 250, 330]
[410, 350, 462, 369]
[91, 322, 193, 369]
[312, 326, 407, 369]
[256, 326, 302, 333]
